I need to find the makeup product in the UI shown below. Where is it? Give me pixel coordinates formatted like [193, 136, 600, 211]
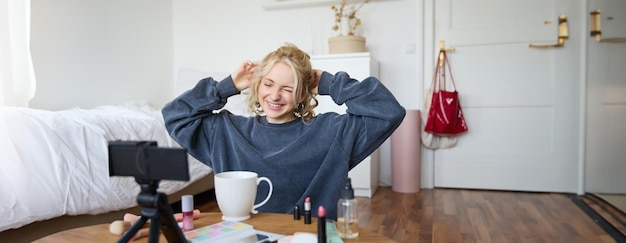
[337, 177, 359, 238]
[304, 197, 311, 224]
[317, 206, 326, 243]
[175, 209, 201, 222]
[181, 194, 194, 231]
[294, 205, 301, 220]
[109, 220, 132, 235]
[184, 221, 284, 242]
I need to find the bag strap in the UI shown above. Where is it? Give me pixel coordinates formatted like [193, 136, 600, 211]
[442, 51, 457, 91]
[431, 50, 458, 92]
[430, 51, 442, 92]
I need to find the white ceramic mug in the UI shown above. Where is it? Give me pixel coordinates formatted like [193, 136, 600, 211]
[214, 171, 273, 221]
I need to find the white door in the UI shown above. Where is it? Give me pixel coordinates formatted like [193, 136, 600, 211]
[427, 0, 583, 192]
[585, 0, 626, 194]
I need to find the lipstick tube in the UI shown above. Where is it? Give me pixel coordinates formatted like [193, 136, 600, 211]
[294, 205, 301, 220]
[304, 197, 311, 224]
[317, 205, 326, 243]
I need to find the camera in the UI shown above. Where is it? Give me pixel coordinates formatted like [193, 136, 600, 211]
[108, 140, 189, 181]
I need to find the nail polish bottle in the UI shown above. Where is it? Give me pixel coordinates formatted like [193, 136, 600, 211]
[337, 177, 359, 239]
[181, 195, 194, 231]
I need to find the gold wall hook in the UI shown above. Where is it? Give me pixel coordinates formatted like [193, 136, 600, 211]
[590, 9, 602, 39]
[439, 40, 456, 52]
[590, 9, 626, 43]
[529, 15, 569, 48]
[438, 40, 455, 67]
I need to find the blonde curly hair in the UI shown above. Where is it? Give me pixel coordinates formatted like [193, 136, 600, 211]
[246, 43, 318, 122]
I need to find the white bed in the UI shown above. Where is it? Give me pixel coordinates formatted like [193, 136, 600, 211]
[0, 101, 213, 240]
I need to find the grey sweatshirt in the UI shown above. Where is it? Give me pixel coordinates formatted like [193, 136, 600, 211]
[162, 71, 405, 220]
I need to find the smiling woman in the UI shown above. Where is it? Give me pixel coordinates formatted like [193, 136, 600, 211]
[161, 43, 405, 221]
[257, 62, 298, 123]
[244, 44, 318, 124]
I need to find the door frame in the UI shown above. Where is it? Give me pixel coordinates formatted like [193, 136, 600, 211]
[418, 0, 587, 195]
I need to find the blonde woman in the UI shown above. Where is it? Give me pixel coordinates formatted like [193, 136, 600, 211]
[162, 43, 405, 220]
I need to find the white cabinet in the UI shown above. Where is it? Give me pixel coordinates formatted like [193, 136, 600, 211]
[310, 53, 379, 198]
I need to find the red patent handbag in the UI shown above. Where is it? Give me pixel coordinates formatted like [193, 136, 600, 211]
[424, 50, 468, 135]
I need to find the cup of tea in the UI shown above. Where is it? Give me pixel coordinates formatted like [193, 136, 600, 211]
[214, 171, 273, 221]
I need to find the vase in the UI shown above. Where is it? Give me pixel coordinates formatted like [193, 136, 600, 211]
[340, 16, 351, 36]
[328, 35, 366, 54]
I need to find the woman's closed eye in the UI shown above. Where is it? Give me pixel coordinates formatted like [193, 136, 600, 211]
[264, 82, 292, 93]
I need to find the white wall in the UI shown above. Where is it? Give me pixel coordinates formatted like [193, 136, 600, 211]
[172, 0, 421, 186]
[28, 0, 422, 186]
[29, 0, 173, 110]
[171, 0, 420, 105]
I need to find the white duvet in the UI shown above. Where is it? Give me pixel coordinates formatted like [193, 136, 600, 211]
[0, 102, 212, 232]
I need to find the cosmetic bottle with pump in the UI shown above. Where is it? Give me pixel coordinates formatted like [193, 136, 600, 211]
[336, 177, 359, 239]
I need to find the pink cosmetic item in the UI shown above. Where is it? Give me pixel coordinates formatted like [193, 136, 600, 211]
[317, 205, 326, 243]
[304, 197, 312, 224]
[181, 195, 194, 231]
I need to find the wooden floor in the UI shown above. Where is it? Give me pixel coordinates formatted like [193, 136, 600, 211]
[189, 187, 624, 243]
[581, 194, 626, 239]
[594, 194, 626, 216]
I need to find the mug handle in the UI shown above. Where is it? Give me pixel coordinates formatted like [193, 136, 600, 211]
[251, 176, 273, 214]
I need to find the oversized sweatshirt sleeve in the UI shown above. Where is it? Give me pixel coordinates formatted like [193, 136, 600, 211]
[317, 71, 406, 167]
[161, 76, 240, 164]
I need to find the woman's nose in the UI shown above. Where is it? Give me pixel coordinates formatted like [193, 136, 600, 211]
[269, 89, 281, 100]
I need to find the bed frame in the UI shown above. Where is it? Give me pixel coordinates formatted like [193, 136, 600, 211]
[0, 173, 214, 242]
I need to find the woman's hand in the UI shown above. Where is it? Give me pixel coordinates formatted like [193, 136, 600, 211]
[232, 60, 257, 91]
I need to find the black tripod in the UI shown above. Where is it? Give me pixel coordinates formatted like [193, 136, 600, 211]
[118, 179, 187, 243]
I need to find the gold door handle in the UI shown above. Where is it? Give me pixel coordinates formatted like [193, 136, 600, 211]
[529, 15, 569, 48]
[590, 9, 626, 43]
